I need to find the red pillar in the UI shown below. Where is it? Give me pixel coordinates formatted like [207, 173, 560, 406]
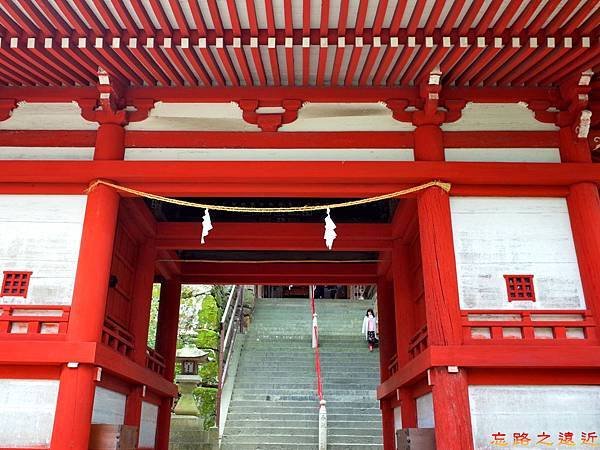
[417, 186, 473, 450]
[559, 126, 591, 163]
[124, 241, 158, 433]
[94, 122, 126, 160]
[377, 278, 397, 450]
[391, 243, 418, 427]
[51, 183, 120, 450]
[154, 280, 182, 450]
[567, 183, 600, 324]
[414, 124, 444, 161]
[391, 243, 414, 366]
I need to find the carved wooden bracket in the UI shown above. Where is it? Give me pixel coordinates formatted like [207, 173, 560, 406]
[527, 70, 593, 138]
[386, 70, 465, 126]
[78, 68, 154, 125]
[238, 99, 303, 131]
[0, 99, 18, 122]
[385, 97, 465, 127]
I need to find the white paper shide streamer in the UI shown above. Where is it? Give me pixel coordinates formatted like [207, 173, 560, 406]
[324, 207, 337, 250]
[201, 208, 213, 244]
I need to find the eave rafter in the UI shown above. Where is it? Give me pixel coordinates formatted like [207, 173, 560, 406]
[0, 1, 596, 89]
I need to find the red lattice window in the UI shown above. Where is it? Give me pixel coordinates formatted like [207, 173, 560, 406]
[504, 274, 536, 302]
[1, 271, 32, 298]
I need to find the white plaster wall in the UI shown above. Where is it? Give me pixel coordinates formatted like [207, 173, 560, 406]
[91, 387, 126, 425]
[0, 102, 98, 130]
[469, 385, 600, 450]
[138, 401, 159, 448]
[0, 195, 87, 305]
[124, 147, 415, 161]
[0, 379, 59, 447]
[280, 103, 414, 131]
[442, 103, 558, 131]
[0, 147, 94, 160]
[445, 148, 560, 163]
[416, 393, 435, 428]
[450, 197, 585, 310]
[394, 406, 403, 430]
[126, 102, 257, 131]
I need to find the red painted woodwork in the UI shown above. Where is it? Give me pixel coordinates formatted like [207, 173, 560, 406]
[50, 364, 98, 450]
[157, 222, 391, 251]
[567, 183, 600, 328]
[376, 278, 396, 450]
[408, 325, 428, 358]
[504, 274, 536, 302]
[429, 367, 474, 450]
[398, 387, 417, 428]
[155, 280, 182, 450]
[106, 221, 139, 328]
[2, 161, 598, 191]
[124, 240, 157, 435]
[68, 183, 120, 343]
[414, 125, 444, 161]
[94, 123, 126, 161]
[461, 309, 597, 344]
[102, 316, 134, 357]
[146, 347, 166, 376]
[0, 304, 70, 337]
[52, 183, 120, 450]
[0, 271, 32, 298]
[0, 130, 561, 150]
[155, 280, 182, 382]
[417, 187, 462, 346]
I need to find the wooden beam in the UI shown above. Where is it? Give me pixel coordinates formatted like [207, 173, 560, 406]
[0, 161, 597, 191]
[156, 222, 392, 250]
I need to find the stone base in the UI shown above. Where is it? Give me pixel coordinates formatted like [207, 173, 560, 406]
[169, 416, 218, 450]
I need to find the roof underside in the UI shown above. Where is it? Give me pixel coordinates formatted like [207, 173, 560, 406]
[0, 1, 597, 88]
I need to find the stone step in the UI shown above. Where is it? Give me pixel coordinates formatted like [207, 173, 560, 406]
[221, 434, 318, 445]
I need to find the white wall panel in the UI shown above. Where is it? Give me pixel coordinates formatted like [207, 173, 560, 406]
[138, 401, 159, 448]
[280, 103, 415, 131]
[416, 393, 434, 428]
[0, 379, 59, 447]
[469, 385, 600, 450]
[442, 103, 558, 131]
[0, 102, 98, 130]
[450, 197, 585, 310]
[125, 147, 414, 161]
[0, 147, 94, 160]
[91, 387, 126, 425]
[0, 195, 86, 305]
[445, 148, 560, 163]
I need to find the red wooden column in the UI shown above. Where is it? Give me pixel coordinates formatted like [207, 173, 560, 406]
[377, 277, 397, 450]
[124, 241, 158, 434]
[50, 182, 120, 450]
[417, 186, 473, 450]
[155, 280, 183, 450]
[567, 183, 600, 324]
[95, 122, 126, 160]
[391, 243, 418, 428]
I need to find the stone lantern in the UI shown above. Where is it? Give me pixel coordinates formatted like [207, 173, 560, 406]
[173, 346, 208, 416]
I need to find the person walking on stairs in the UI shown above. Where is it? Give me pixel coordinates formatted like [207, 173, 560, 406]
[362, 308, 378, 352]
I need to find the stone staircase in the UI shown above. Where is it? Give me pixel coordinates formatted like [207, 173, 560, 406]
[221, 297, 383, 450]
[317, 299, 383, 450]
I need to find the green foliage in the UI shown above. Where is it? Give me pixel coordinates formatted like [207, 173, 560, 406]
[146, 284, 162, 348]
[199, 360, 218, 386]
[210, 285, 230, 308]
[196, 329, 219, 350]
[198, 295, 220, 331]
[193, 387, 218, 430]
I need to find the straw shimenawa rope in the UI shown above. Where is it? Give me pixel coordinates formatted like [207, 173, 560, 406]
[86, 179, 451, 213]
